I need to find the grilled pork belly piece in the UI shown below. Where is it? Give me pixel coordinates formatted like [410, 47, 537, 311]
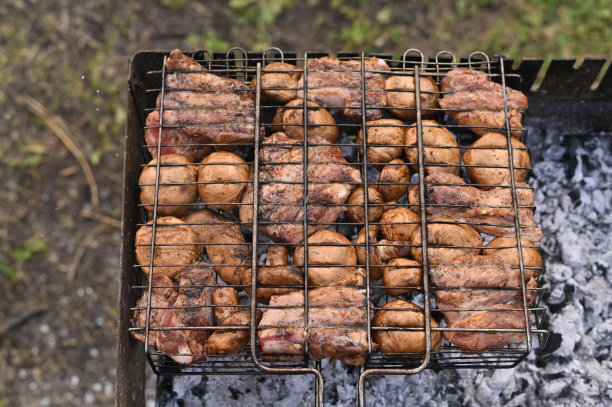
[145, 49, 256, 162]
[131, 274, 178, 347]
[258, 272, 369, 365]
[408, 171, 542, 242]
[439, 68, 528, 139]
[431, 254, 536, 351]
[297, 56, 391, 121]
[240, 132, 361, 244]
[156, 263, 216, 364]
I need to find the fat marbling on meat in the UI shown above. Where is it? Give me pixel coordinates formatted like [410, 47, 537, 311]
[431, 254, 536, 351]
[240, 132, 361, 244]
[145, 49, 256, 162]
[297, 56, 390, 121]
[155, 263, 216, 364]
[258, 271, 370, 365]
[408, 171, 542, 242]
[439, 68, 528, 139]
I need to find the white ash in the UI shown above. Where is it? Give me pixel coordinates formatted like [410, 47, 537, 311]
[157, 129, 612, 406]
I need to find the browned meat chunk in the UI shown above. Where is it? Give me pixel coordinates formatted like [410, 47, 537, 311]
[439, 68, 528, 139]
[431, 254, 536, 351]
[297, 57, 390, 121]
[156, 263, 216, 364]
[240, 132, 361, 244]
[131, 274, 178, 347]
[409, 171, 542, 242]
[257, 272, 369, 365]
[144, 49, 256, 162]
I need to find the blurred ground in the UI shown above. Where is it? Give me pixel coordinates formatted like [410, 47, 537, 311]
[0, 0, 609, 405]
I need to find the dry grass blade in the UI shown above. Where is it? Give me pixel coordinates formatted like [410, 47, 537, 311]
[0, 305, 48, 338]
[81, 208, 122, 229]
[66, 223, 108, 281]
[0, 82, 100, 209]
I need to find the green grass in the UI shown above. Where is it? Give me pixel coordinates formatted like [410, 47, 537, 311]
[1, 238, 49, 284]
[183, 0, 612, 59]
[475, 0, 612, 59]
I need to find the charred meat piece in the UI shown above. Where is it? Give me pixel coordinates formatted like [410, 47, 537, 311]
[241, 132, 361, 244]
[258, 272, 369, 365]
[156, 263, 216, 364]
[145, 49, 256, 162]
[408, 171, 542, 242]
[131, 274, 178, 347]
[439, 68, 528, 139]
[297, 57, 391, 121]
[430, 254, 536, 351]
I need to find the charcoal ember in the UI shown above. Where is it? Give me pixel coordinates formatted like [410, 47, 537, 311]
[532, 161, 567, 185]
[592, 319, 612, 358]
[547, 285, 566, 305]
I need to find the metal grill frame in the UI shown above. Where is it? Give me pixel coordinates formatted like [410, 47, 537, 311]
[119, 48, 551, 406]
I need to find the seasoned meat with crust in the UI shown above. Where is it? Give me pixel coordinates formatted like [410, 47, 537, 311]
[409, 171, 542, 242]
[240, 132, 361, 244]
[297, 57, 390, 121]
[156, 263, 216, 364]
[258, 271, 369, 365]
[145, 49, 256, 162]
[431, 254, 536, 351]
[131, 274, 178, 347]
[439, 68, 528, 139]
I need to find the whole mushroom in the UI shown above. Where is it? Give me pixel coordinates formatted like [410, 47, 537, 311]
[374, 159, 411, 202]
[355, 225, 410, 280]
[345, 186, 385, 224]
[135, 216, 202, 279]
[385, 74, 440, 120]
[405, 120, 461, 175]
[182, 209, 250, 287]
[409, 217, 482, 265]
[382, 258, 422, 297]
[253, 62, 301, 103]
[139, 154, 198, 217]
[356, 119, 406, 167]
[372, 299, 441, 358]
[463, 132, 530, 187]
[197, 151, 250, 211]
[294, 229, 357, 286]
[271, 99, 338, 143]
[379, 207, 421, 242]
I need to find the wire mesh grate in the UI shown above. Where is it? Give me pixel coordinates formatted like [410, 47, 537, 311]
[126, 48, 549, 406]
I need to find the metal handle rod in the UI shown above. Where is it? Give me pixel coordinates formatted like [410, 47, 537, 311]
[248, 60, 324, 407]
[358, 65, 431, 407]
[144, 54, 168, 352]
[499, 58, 533, 352]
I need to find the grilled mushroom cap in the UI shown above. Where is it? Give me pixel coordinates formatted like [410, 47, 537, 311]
[139, 154, 198, 216]
[253, 62, 301, 103]
[294, 229, 357, 286]
[463, 132, 530, 187]
[135, 216, 202, 279]
[385, 75, 440, 120]
[197, 151, 250, 211]
[356, 119, 406, 167]
[409, 217, 482, 265]
[405, 120, 461, 175]
[346, 186, 385, 224]
[372, 299, 441, 357]
[375, 159, 411, 202]
[271, 99, 338, 143]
